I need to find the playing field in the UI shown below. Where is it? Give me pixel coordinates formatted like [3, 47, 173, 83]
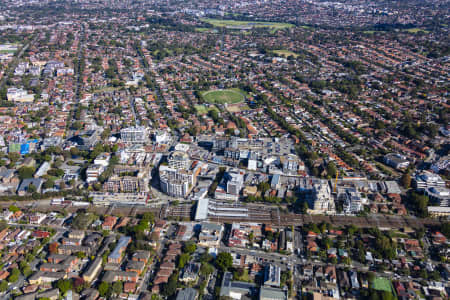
[273, 50, 299, 58]
[201, 18, 294, 31]
[371, 277, 392, 292]
[201, 89, 245, 104]
[403, 28, 430, 34]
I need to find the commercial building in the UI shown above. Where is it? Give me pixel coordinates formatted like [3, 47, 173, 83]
[195, 198, 249, 221]
[428, 206, 450, 217]
[6, 87, 35, 103]
[120, 126, 148, 144]
[198, 222, 223, 247]
[248, 152, 258, 171]
[160, 170, 190, 197]
[226, 171, 244, 195]
[154, 130, 170, 144]
[159, 152, 202, 198]
[383, 153, 410, 170]
[90, 192, 149, 206]
[260, 286, 288, 300]
[281, 154, 301, 174]
[220, 272, 257, 299]
[414, 171, 446, 190]
[308, 180, 335, 215]
[86, 164, 105, 183]
[176, 288, 198, 300]
[168, 151, 191, 169]
[93, 153, 111, 167]
[264, 265, 281, 287]
[271, 174, 281, 190]
[215, 170, 244, 201]
[338, 187, 367, 214]
[425, 187, 450, 207]
[104, 175, 149, 193]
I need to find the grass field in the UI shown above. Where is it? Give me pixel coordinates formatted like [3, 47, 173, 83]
[201, 88, 245, 104]
[201, 18, 294, 31]
[92, 86, 121, 94]
[364, 28, 429, 34]
[403, 28, 430, 34]
[273, 50, 299, 58]
[195, 104, 219, 115]
[371, 277, 392, 292]
[195, 27, 212, 32]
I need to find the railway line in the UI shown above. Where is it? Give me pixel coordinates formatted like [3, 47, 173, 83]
[0, 201, 440, 229]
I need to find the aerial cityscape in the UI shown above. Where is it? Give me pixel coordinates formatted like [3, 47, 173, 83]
[0, 0, 448, 299]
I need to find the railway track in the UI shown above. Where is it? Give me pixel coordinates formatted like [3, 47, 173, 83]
[1, 201, 440, 229]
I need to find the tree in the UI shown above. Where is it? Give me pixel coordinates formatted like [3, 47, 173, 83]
[367, 272, 376, 283]
[98, 281, 110, 297]
[380, 291, 395, 300]
[301, 201, 309, 214]
[57, 279, 73, 294]
[326, 161, 337, 178]
[22, 265, 32, 277]
[60, 181, 66, 190]
[0, 280, 7, 292]
[20, 260, 30, 272]
[43, 179, 55, 189]
[345, 225, 358, 236]
[8, 205, 20, 213]
[7, 268, 20, 283]
[162, 273, 178, 297]
[401, 173, 411, 189]
[27, 183, 37, 194]
[141, 212, 155, 224]
[8, 152, 20, 165]
[441, 222, 450, 239]
[258, 181, 270, 194]
[18, 166, 35, 180]
[200, 263, 214, 276]
[415, 228, 425, 240]
[70, 147, 80, 157]
[183, 241, 197, 254]
[248, 232, 254, 243]
[48, 242, 59, 254]
[216, 252, 232, 271]
[0, 219, 7, 231]
[369, 291, 380, 300]
[73, 277, 86, 293]
[200, 252, 213, 263]
[112, 280, 123, 295]
[410, 192, 429, 217]
[177, 253, 190, 269]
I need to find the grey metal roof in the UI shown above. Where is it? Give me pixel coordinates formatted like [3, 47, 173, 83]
[176, 288, 198, 300]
